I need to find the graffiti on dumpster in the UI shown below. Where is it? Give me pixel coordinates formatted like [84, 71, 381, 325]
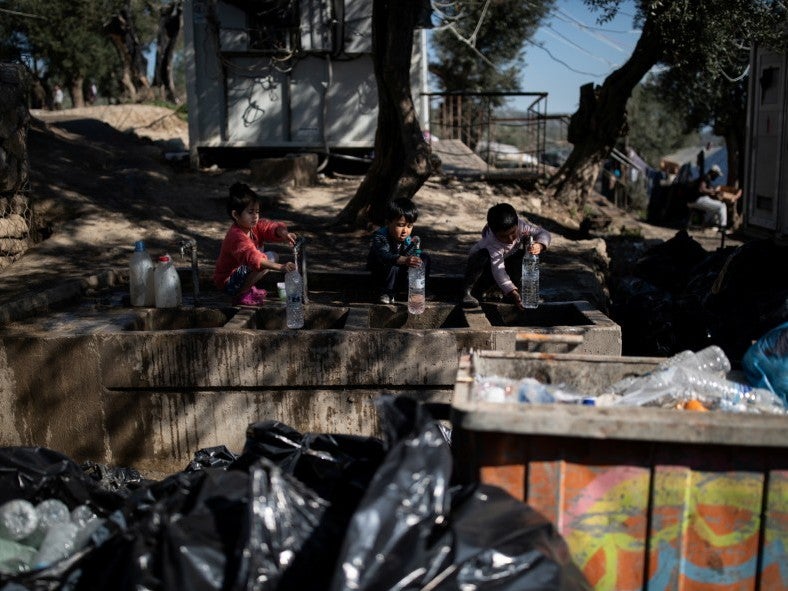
[529, 463, 788, 591]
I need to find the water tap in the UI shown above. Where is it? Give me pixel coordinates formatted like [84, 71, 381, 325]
[177, 236, 199, 305]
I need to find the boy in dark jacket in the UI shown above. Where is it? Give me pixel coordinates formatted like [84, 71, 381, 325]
[367, 198, 431, 304]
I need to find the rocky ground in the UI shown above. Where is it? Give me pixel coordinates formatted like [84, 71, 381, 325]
[0, 104, 740, 314]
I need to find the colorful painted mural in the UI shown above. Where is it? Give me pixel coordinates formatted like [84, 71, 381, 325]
[475, 437, 787, 590]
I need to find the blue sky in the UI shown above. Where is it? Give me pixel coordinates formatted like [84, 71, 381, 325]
[507, 0, 642, 114]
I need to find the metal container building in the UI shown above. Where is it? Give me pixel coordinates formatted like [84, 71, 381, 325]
[744, 47, 788, 239]
[183, 0, 429, 168]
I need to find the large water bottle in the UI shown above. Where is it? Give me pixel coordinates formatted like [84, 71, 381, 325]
[129, 240, 155, 307]
[154, 254, 182, 308]
[407, 236, 425, 315]
[285, 269, 305, 329]
[521, 236, 540, 309]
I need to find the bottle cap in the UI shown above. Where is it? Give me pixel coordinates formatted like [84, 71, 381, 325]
[581, 397, 596, 406]
[159, 255, 170, 262]
[134, 240, 145, 252]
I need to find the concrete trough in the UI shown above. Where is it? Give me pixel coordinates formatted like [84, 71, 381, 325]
[0, 270, 623, 475]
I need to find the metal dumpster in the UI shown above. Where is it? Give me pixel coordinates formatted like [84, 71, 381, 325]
[451, 351, 788, 591]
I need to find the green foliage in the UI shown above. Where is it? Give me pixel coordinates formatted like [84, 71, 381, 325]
[626, 77, 699, 166]
[0, 0, 161, 101]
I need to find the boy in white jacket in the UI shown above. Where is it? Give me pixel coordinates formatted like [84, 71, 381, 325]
[462, 203, 551, 309]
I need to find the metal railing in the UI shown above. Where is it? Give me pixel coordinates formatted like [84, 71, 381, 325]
[422, 91, 567, 175]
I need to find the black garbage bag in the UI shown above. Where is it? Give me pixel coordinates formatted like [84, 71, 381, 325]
[611, 276, 676, 356]
[0, 448, 128, 590]
[0, 448, 126, 511]
[68, 458, 327, 591]
[633, 230, 708, 293]
[81, 461, 150, 495]
[672, 246, 739, 352]
[330, 396, 591, 591]
[702, 239, 788, 362]
[233, 420, 387, 591]
[185, 445, 239, 472]
[235, 421, 386, 501]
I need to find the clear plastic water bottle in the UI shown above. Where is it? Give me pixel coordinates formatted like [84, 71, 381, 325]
[408, 236, 425, 315]
[613, 365, 784, 412]
[154, 254, 182, 308]
[0, 536, 36, 574]
[129, 240, 155, 307]
[285, 269, 305, 329]
[607, 345, 732, 396]
[69, 505, 97, 529]
[0, 499, 38, 542]
[32, 521, 78, 569]
[521, 236, 540, 309]
[24, 499, 70, 548]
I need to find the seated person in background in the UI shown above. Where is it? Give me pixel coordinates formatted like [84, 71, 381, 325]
[213, 182, 297, 306]
[367, 197, 431, 304]
[690, 164, 729, 228]
[462, 202, 551, 310]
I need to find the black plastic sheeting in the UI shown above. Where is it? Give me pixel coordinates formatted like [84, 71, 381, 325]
[0, 397, 590, 591]
[611, 231, 788, 362]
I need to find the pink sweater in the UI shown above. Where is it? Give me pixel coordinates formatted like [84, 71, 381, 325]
[213, 219, 288, 289]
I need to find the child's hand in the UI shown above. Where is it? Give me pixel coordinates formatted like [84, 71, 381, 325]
[528, 242, 544, 255]
[281, 261, 296, 273]
[505, 288, 525, 310]
[405, 255, 422, 268]
[276, 227, 297, 246]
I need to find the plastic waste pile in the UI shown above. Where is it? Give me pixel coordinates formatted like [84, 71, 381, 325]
[473, 345, 787, 414]
[0, 397, 590, 591]
[0, 498, 104, 575]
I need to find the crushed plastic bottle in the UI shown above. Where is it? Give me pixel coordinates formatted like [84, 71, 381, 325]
[0, 500, 37, 542]
[32, 522, 78, 569]
[606, 346, 732, 396]
[613, 365, 786, 413]
[23, 499, 70, 548]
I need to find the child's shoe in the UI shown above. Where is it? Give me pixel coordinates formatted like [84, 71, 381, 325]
[234, 287, 267, 306]
[379, 293, 393, 304]
[461, 289, 480, 308]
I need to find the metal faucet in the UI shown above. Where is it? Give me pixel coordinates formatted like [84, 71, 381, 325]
[293, 236, 308, 304]
[178, 236, 199, 305]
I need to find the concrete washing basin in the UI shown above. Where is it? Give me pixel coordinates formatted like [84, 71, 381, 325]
[0, 270, 623, 475]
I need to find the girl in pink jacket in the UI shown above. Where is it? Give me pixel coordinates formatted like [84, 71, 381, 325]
[213, 182, 297, 305]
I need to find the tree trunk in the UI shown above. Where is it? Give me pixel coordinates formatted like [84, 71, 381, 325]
[104, 6, 153, 103]
[153, 1, 183, 104]
[68, 76, 85, 109]
[337, 0, 438, 228]
[0, 64, 30, 195]
[548, 14, 665, 210]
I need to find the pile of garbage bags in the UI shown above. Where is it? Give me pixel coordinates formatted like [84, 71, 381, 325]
[611, 232, 788, 362]
[0, 397, 590, 591]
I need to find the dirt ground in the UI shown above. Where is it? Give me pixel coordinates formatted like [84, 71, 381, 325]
[0, 104, 738, 309]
